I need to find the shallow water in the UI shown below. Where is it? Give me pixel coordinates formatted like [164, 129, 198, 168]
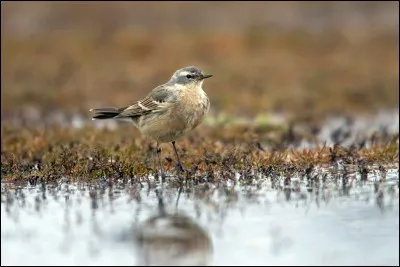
[1, 169, 399, 266]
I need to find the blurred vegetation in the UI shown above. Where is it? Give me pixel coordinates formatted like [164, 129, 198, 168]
[1, 2, 399, 183]
[1, 2, 398, 120]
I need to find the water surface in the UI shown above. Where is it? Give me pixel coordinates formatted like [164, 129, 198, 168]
[1, 169, 399, 266]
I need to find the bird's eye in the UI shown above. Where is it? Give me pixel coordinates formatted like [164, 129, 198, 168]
[186, 74, 193, 79]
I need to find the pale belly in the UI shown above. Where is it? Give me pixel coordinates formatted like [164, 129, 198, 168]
[135, 86, 210, 143]
[136, 105, 208, 143]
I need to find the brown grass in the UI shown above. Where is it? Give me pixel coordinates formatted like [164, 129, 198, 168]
[1, 121, 398, 184]
[1, 2, 398, 184]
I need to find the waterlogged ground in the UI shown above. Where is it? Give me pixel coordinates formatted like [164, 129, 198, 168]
[1, 109, 399, 265]
[2, 3, 398, 265]
[1, 167, 399, 266]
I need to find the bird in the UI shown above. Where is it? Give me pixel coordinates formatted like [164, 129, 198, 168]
[90, 66, 212, 177]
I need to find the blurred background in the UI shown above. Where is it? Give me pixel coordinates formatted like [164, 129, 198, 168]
[1, 4, 399, 266]
[1, 1, 399, 124]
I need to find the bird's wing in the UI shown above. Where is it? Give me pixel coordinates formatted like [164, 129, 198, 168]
[115, 84, 177, 118]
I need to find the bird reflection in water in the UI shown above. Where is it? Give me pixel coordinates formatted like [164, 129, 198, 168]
[134, 189, 213, 266]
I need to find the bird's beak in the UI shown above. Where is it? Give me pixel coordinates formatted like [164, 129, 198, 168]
[200, 73, 213, 80]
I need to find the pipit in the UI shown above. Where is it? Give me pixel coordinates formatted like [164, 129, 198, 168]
[90, 66, 212, 177]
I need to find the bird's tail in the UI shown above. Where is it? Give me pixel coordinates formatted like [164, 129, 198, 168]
[90, 107, 123, 120]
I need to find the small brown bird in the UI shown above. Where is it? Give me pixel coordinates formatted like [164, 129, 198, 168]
[90, 66, 212, 175]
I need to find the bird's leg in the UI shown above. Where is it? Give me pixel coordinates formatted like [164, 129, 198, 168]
[156, 142, 166, 184]
[172, 141, 186, 173]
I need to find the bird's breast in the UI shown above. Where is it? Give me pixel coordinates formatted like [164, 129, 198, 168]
[176, 87, 210, 131]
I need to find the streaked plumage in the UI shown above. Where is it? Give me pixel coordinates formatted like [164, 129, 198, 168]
[89, 66, 212, 173]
